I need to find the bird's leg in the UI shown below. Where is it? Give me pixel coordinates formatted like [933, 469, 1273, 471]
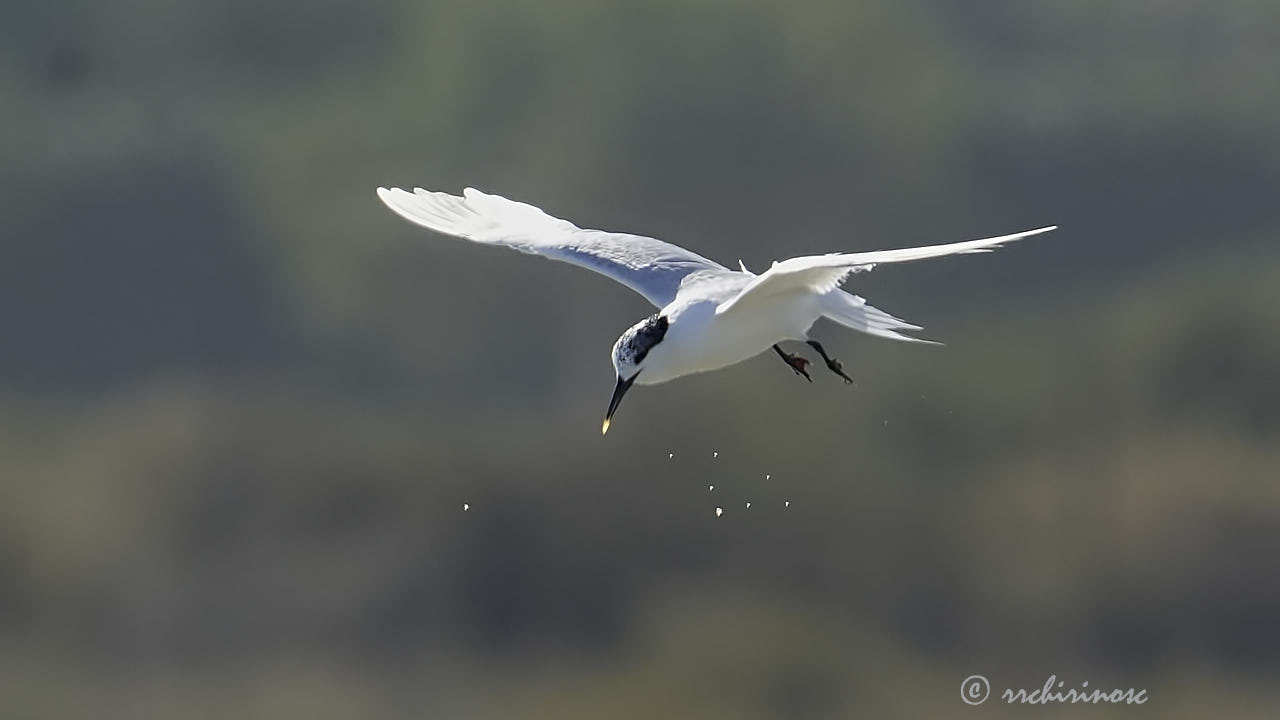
[772, 344, 812, 382]
[806, 340, 853, 384]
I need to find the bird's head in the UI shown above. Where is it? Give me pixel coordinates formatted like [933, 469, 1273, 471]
[602, 313, 669, 434]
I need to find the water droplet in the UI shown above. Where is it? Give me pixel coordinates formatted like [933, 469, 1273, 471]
[784, 501, 790, 508]
[715, 507, 723, 517]
[463, 503, 470, 512]
[745, 501, 751, 509]
[668, 452, 674, 459]
[709, 485, 715, 492]
[765, 474, 771, 480]
[712, 451, 718, 458]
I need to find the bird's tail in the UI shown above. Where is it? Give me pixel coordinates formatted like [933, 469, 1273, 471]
[820, 290, 939, 344]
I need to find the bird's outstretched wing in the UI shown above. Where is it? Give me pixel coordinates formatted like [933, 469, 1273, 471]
[715, 226, 1056, 315]
[378, 187, 726, 308]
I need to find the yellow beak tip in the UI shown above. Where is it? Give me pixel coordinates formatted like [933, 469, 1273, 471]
[601, 418, 611, 435]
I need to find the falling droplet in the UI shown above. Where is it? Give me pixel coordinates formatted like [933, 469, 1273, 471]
[708, 485, 714, 492]
[784, 501, 790, 508]
[745, 501, 751, 509]
[765, 474, 771, 480]
[463, 503, 470, 512]
[712, 451, 718, 458]
[668, 452, 674, 459]
[715, 507, 723, 517]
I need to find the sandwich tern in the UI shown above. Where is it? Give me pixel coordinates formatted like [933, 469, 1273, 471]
[376, 187, 1054, 434]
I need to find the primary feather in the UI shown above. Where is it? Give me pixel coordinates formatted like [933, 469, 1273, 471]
[716, 225, 1056, 315]
[377, 187, 724, 307]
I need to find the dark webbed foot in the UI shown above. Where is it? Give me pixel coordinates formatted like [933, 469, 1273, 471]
[772, 344, 812, 382]
[806, 340, 853, 384]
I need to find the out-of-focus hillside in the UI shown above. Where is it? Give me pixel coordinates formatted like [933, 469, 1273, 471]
[1, 1, 1278, 717]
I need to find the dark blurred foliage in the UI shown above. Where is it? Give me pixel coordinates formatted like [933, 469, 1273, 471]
[1, 0, 1278, 717]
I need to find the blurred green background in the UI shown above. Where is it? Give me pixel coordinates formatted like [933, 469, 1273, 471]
[3, 0, 1279, 717]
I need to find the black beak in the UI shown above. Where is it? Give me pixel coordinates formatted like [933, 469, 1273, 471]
[601, 373, 637, 435]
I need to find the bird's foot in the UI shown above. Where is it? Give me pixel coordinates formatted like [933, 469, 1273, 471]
[772, 344, 812, 382]
[785, 353, 813, 382]
[807, 340, 853, 384]
[826, 358, 853, 384]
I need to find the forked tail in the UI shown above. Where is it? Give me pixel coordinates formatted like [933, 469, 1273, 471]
[820, 290, 939, 344]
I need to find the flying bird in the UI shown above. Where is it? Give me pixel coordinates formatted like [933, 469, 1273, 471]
[376, 187, 1054, 434]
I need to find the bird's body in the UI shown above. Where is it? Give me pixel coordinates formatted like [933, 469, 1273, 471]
[376, 186, 1054, 432]
[640, 276, 815, 384]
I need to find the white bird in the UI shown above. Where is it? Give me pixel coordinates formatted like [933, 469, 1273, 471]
[376, 187, 1054, 434]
